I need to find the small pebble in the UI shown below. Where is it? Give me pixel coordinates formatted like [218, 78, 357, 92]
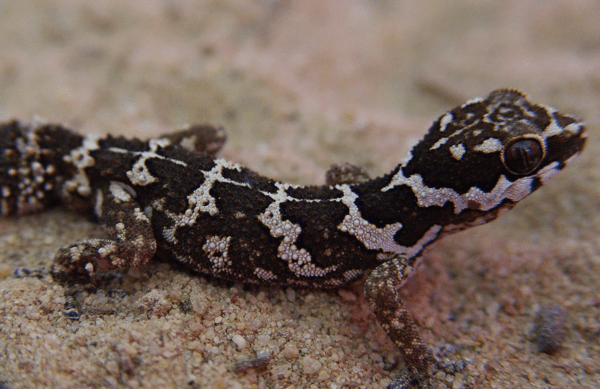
[282, 342, 299, 359]
[534, 304, 568, 354]
[232, 356, 272, 373]
[232, 334, 247, 349]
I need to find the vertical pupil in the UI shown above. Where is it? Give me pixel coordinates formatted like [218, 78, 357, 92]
[505, 139, 542, 174]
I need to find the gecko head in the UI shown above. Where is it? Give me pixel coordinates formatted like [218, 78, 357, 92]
[399, 89, 586, 216]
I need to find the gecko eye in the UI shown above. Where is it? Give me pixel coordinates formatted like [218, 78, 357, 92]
[502, 137, 544, 175]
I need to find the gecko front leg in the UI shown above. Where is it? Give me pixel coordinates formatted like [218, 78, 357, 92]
[364, 258, 438, 388]
[329, 162, 438, 386]
[51, 181, 156, 284]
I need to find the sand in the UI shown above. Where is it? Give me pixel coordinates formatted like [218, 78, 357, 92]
[1, 1, 599, 388]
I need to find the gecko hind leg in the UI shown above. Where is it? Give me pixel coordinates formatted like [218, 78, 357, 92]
[160, 124, 227, 158]
[325, 162, 371, 185]
[51, 181, 156, 285]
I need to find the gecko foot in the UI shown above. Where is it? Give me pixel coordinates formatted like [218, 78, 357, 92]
[14, 266, 50, 280]
[388, 353, 467, 389]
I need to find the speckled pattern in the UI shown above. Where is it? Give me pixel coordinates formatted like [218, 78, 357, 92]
[0, 90, 587, 387]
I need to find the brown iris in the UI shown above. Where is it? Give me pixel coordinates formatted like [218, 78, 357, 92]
[503, 137, 544, 175]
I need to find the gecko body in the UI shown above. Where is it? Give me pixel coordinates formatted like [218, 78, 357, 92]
[0, 89, 586, 386]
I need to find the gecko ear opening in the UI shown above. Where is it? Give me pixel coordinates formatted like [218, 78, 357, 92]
[502, 136, 544, 175]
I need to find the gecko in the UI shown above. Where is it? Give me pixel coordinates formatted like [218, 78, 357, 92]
[0, 89, 586, 387]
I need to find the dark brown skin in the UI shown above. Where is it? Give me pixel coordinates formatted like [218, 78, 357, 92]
[1, 90, 586, 387]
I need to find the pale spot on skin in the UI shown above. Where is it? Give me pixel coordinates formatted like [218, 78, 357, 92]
[108, 138, 187, 187]
[564, 122, 584, 135]
[430, 137, 448, 150]
[178, 135, 198, 151]
[94, 190, 104, 218]
[254, 267, 278, 281]
[473, 138, 503, 153]
[203, 235, 232, 270]
[109, 181, 135, 202]
[343, 269, 363, 281]
[438, 113, 453, 132]
[62, 134, 100, 197]
[449, 144, 466, 160]
[462, 96, 483, 106]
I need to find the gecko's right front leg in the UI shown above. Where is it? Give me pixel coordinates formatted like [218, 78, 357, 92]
[364, 258, 438, 388]
[51, 181, 156, 284]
